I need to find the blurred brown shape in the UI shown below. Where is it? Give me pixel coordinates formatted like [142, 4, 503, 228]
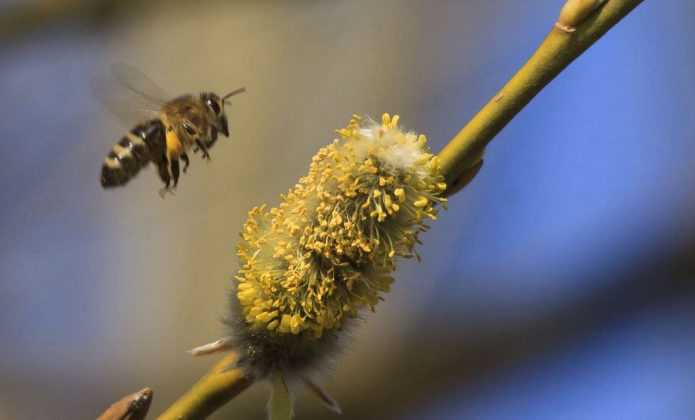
[97, 387, 153, 420]
[0, 0, 132, 42]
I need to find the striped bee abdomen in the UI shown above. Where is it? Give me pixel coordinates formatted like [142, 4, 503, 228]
[100, 119, 166, 188]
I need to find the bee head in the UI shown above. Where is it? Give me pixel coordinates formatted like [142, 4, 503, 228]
[201, 88, 246, 138]
[201, 93, 227, 136]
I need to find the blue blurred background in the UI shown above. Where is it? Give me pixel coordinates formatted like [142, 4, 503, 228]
[2, 1, 694, 419]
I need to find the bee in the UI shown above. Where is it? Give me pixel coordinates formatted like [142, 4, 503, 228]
[99, 65, 245, 194]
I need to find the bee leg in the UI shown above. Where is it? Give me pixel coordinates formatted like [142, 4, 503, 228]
[157, 161, 171, 187]
[171, 158, 180, 188]
[195, 140, 211, 161]
[156, 158, 172, 197]
[206, 136, 218, 150]
[181, 152, 190, 173]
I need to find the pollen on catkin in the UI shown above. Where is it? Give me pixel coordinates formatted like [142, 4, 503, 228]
[234, 113, 446, 345]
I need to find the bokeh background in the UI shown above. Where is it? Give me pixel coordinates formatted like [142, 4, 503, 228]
[1, 1, 693, 419]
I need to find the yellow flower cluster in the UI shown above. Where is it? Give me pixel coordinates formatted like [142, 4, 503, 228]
[235, 114, 446, 338]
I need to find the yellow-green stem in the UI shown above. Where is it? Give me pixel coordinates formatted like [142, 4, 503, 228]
[269, 372, 293, 420]
[438, 0, 644, 194]
[157, 352, 253, 420]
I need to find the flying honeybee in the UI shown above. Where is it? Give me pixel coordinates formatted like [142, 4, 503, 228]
[99, 65, 245, 194]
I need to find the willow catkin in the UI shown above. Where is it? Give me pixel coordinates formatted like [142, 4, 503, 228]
[227, 113, 446, 380]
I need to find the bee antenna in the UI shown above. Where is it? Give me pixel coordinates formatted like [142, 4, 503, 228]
[223, 87, 246, 102]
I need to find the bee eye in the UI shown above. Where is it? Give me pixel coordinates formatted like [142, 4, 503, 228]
[183, 122, 196, 136]
[207, 99, 221, 115]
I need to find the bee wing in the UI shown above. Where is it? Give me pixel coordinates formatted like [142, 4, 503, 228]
[93, 63, 169, 126]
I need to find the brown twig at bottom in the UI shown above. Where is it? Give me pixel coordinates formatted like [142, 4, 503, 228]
[97, 387, 153, 420]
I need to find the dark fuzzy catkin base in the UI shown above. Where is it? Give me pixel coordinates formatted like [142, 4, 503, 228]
[224, 288, 355, 381]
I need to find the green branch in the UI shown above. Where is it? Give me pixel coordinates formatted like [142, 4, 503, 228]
[439, 0, 644, 195]
[155, 0, 644, 418]
[156, 352, 253, 420]
[269, 372, 293, 420]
